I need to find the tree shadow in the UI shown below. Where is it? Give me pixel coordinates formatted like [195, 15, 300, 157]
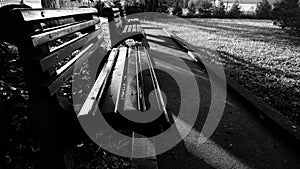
[143, 21, 300, 126]
[147, 36, 300, 168]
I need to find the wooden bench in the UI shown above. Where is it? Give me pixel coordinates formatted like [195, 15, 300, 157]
[0, 6, 169, 168]
[0, 7, 110, 169]
[117, 4, 140, 25]
[102, 7, 145, 47]
[78, 45, 171, 140]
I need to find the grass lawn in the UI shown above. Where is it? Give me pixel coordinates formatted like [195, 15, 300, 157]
[143, 18, 300, 127]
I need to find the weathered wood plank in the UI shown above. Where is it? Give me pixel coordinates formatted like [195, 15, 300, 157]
[137, 24, 142, 33]
[46, 38, 103, 96]
[133, 24, 137, 33]
[40, 27, 103, 71]
[19, 8, 97, 21]
[128, 24, 133, 33]
[113, 47, 128, 113]
[112, 8, 119, 12]
[114, 11, 120, 17]
[78, 48, 119, 117]
[136, 46, 147, 111]
[132, 132, 158, 169]
[138, 46, 170, 122]
[31, 18, 100, 46]
[122, 24, 128, 34]
[123, 47, 138, 111]
[41, 21, 79, 33]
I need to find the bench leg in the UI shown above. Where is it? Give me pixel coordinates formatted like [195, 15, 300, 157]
[29, 101, 85, 169]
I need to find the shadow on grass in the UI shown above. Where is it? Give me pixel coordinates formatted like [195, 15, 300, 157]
[144, 20, 300, 126]
[146, 32, 300, 168]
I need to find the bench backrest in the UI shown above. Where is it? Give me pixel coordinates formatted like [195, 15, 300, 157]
[0, 8, 107, 136]
[118, 4, 127, 20]
[1, 8, 106, 95]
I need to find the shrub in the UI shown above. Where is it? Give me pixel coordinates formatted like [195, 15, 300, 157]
[172, 6, 182, 16]
[188, 3, 197, 16]
[272, 0, 300, 31]
[94, 0, 105, 16]
[198, 0, 213, 17]
[227, 1, 242, 18]
[156, 0, 169, 13]
[172, 0, 183, 16]
[212, 0, 226, 18]
[255, 0, 272, 19]
[124, 1, 144, 15]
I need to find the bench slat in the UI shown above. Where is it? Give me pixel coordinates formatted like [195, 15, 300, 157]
[122, 24, 128, 34]
[40, 27, 103, 72]
[32, 18, 100, 47]
[114, 12, 120, 17]
[123, 47, 138, 111]
[113, 47, 128, 113]
[137, 24, 141, 33]
[19, 8, 97, 22]
[139, 46, 170, 122]
[112, 8, 119, 12]
[135, 46, 147, 111]
[133, 24, 137, 32]
[46, 38, 103, 96]
[78, 48, 119, 116]
[40, 21, 81, 33]
[128, 24, 133, 33]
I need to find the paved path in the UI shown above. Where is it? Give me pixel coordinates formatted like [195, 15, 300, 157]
[140, 27, 300, 169]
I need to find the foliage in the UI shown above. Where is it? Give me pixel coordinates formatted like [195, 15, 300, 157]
[272, 0, 300, 31]
[188, 3, 197, 16]
[124, 1, 144, 15]
[172, 0, 183, 16]
[187, 0, 213, 17]
[227, 1, 242, 18]
[212, 0, 226, 18]
[255, 0, 272, 19]
[157, 4, 169, 13]
[173, 5, 183, 16]
[94, 0, 106, 16]
[197, 0, 213, 17]
[156, 0, 169, 13]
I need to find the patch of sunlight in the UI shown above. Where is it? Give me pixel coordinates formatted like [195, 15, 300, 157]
[174, 116, 254, 169]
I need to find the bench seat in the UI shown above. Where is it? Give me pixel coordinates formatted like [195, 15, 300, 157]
[122, 23, 144, 41]
[78, 45, 171, 139]
[102, 7, 145, 46]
